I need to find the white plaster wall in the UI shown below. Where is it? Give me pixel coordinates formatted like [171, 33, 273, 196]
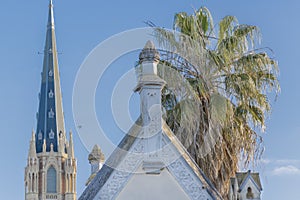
[116, 168, 190, 200]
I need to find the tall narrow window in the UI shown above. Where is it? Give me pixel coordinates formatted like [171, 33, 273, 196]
[47, 166, 57, 193]
[32, 173, 35, 192]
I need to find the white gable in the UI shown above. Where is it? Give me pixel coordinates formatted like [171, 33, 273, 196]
[116, 166, 190, 200]
[239, 177, 261, 200]
[79, 123, 220, 200]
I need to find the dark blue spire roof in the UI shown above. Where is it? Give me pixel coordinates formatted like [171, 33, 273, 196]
[36, 0, 65, 153]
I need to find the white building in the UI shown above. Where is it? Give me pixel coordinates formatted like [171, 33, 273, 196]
[78, 41, 223, 200]
[229, 171, 262, 200]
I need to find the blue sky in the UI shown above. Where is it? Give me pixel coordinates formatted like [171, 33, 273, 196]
[0, 0, 299, 199]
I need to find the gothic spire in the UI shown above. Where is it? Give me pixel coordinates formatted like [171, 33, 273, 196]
[36, 0, 65, 153]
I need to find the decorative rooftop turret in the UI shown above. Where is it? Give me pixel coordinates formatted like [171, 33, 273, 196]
[135, 41, 166, 160]
[88, 144, 105, 173]
[35, 0, 66, 153]
[86, 145, 105, 186]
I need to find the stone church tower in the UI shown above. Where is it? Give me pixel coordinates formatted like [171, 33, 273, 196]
[24, 1, 76, 199]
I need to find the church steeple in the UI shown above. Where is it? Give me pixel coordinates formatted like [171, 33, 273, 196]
[36, 0, 65, 153]
[25, 2, 77, 199]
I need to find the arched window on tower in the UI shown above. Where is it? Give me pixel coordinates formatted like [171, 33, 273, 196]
[246, 187, 254, 199]
[32, 173, 35, 193]
[47, 166, 57, 193]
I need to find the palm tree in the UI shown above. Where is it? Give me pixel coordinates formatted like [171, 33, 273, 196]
[149, 7, 280, 198]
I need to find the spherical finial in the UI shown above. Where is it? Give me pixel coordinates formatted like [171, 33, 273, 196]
[139, 40, 160, 63]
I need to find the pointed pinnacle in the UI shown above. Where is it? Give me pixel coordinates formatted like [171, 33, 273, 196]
[139, 40, 160, 63]
[31, 129, 35, 142]
[144, 40, 156, 49]
[43, 139, 46, 152]
[48, 0, 55, 29]
[88, 144, 105, 162]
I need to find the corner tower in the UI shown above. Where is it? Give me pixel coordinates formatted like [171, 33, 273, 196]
[24, 1, 77, 199]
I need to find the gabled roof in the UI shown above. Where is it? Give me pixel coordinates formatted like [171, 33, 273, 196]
[79, 117, 222, 200]
[236, 170, 262, 191]
[162, 122, 222, 199]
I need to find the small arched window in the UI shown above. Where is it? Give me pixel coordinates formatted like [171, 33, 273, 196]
[32, 173, 35, 192]
[246, 187, 254, 199]
[47, 166, 57, 193]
